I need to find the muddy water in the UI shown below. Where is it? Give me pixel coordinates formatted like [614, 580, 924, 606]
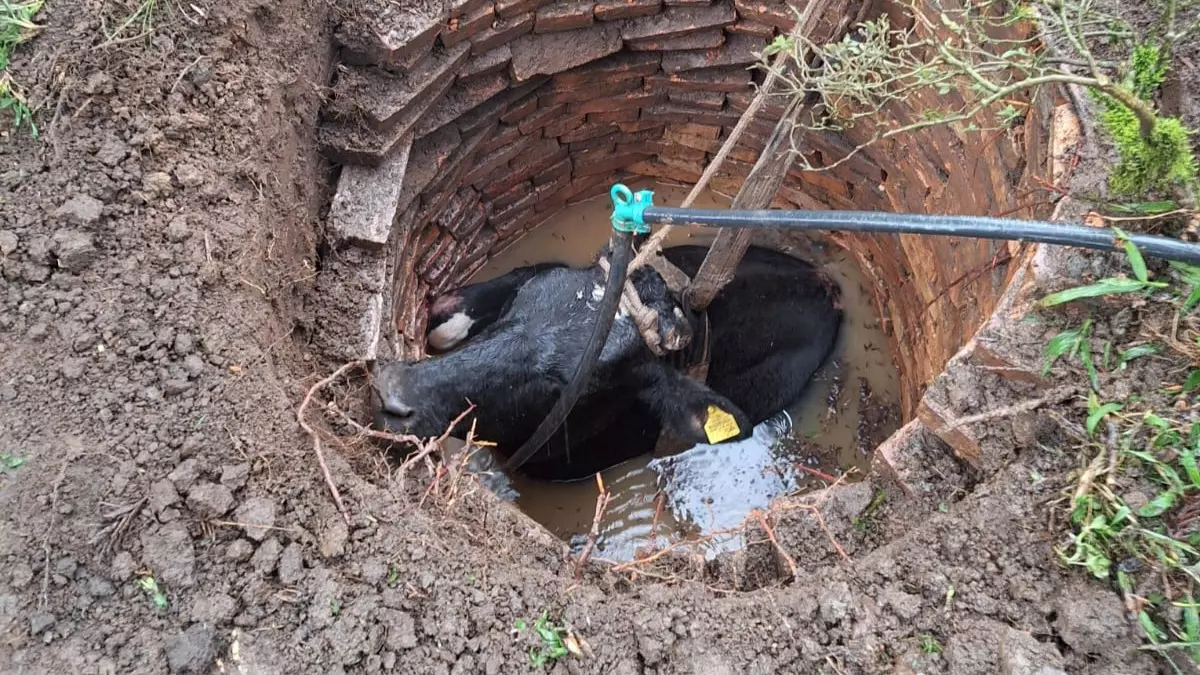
[461, 182, 901, 562]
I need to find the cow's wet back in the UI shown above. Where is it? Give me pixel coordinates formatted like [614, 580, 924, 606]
[372, 244, 843, 482]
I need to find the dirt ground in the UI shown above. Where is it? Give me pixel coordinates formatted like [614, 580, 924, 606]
[0, 1, 1196, 674]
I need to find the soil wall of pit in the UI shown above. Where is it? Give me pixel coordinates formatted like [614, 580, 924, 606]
[314, 0, 1055, 417]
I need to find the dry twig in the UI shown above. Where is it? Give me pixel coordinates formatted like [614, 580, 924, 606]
[297, 361, 364, 525]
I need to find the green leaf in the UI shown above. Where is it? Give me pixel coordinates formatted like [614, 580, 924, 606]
[1039, 278, 1161, 307]
[1108, 200, 1178, 215]
[1085, 551, 1111, 578]
[1185, 287, 1200, 313]
[1113, 227, 1149, 283]
[1138, 489, 1179, 517]
[1043, 328, 1083, 374]
[1086, 401, 1122, 435]
[1117, 344, 1158, 369]
[1185, 370, 1200, 393]
[1139, 610, 1168, 642]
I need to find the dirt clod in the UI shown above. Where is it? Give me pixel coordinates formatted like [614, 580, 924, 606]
[53, 195, 103, 226]
[185, 482, 235, 518]
[1053, 582, 1141, 656]
[164, 623, 218, 674]
[140, 523, 197, 589]
[233, 497, 276, 541]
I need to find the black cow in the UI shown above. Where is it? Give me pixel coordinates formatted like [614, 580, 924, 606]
[373, 244, 843, 482]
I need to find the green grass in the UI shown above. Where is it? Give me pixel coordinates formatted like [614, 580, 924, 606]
[0, 0, 43, 138]
[918, 634, 943, 655]
[1044, 234, 1200, 670]
[514, 610, 571, 669]
[0, 452, 24, 472]
[136, 574, 169, 610]
[100, 0, 164, 46]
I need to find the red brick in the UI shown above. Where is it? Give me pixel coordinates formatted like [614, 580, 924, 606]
[449, 0, 491, 18]
[414, 72, 510, 138]
[490, 180, 533, 209]
[417, 231, 456, 276]
[661, 33, 767, 73]
[575, 150, 653, 177]
[491, 196, 539, 235]
[479, 123, 523, 155]
[457, 76, 549, 137]
[725, 91, 789, 118]
[422, 236, 461, 284]
[533, 169, 572, 211]
[616, 120, 667, 134]
[459, 45, 512, 81]
[472, 13, 535, 54]
[732, 0, 797, 31]
[562, 170, 622, 203]
[570, 90, 666, 113]
[621, 3, 735, 41]
[551, 52, 662, 87]
[595, 0, 662, 20]
[640, 103, 740, 126]
[541, 113, 587, 138]
[726, 19, 775, 37]
[510, 23, 623, 81]
[462, 134, 539, 186]
[499, 96, 537, 123]
[627, 158, 703, 182]
[587, 108, 641, 124]
[626, 27, 725, 51]
[568, 132, 619, 152]
[451, 228, 497, 281]
[435, 188, 481, 234]
[449, 202, 489, 239]
[667, 89, 726, 111]
[396, 125, 463, 216]
[533, 157, 572, 185]
[518, 102, 569, 134]
[496, 0, 555, 20]
[664, 0, 713, 5]
[559, 122, 621, 143]
[441, 2, 495, 48]
[665, 122, 722, 143]
[643, 139, 708, 163]
[645, 66, 752, 92]
[540, 77, 643, 106]
[621, 125, 670, 143]
[510, 138, 570, 179]
[535, 1, 596, 32]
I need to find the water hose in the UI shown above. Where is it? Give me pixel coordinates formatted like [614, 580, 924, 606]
[617, 198, 1200, 265]
[502, 193, 645, 471]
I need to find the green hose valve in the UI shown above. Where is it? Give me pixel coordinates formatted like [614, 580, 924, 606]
[610, 183, 654, 234]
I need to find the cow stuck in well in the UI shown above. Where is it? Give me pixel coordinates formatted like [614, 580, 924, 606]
[373, 244, 843, 482]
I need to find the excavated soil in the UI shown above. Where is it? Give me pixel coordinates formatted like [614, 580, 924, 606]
[0, 1, 1193, 674]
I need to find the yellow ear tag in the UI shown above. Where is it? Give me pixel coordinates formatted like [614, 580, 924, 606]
[703, 405, 740, 444]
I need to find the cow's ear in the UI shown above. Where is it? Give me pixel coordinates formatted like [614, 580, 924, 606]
[648, 378, 752, 446]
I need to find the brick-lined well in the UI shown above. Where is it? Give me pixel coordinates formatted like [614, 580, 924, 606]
[313, 0, 1054, 443]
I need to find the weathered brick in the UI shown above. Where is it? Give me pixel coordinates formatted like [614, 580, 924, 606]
[621, 125, 670, 143]
[414, 72, 511, 138]
[540, 77, 643, 106]
[535, 1, 596, 32]
[664, 122, 722, 145]
[472, 13, 536, 54]
[463, 132, 539, 187]
[575, 150, 653, 177]
[318, 73, 457, 167]
[616, 120, 667, 134]
[587, 108, 641, 124]
[435, 188, 481, 234]
[640, 103, 740, 126]
[628, 158, 704, 182]
[449, 0, 492, 18]
[533, 157, 573, 185]
[336, 0, 446, 70]
[595, 0, 662, 20]
[425, 123, 497, 198]
[570, 90, 666, 113]
[559, 122, 621, 144]
[732, 0, 798, 31]
[396, 125, 463, 219]
[449, 201, 489, 239]
[422, 239, 461, 286]
[661, 33, 766, 72]
[568, 132, 619, 153]
[491, 196, 540, 235]
[532, 169, 572, 211]
[562, 170, 623, 203]
[725, 91, 789, 118]
[458, 76, 550, 137]
[645, 66, 752, 92]
[510, 24, 623, 81]
[510, 138, 570, 181]
[441, 2, 496, 48]
[417, 231, 456, 277]
[455, 225, 498, 273]
[667, 89, 726, 111]
[331, 44, 471, 132]
[518, 102, 569, 135]
[664, 0, 714, 5]
[496, 0, 555, 19]
[551, 52, 662, 87]
[500, 96, 539, 124]
[621, 3, 735, 41]
[643, 139, 708, 163]
[490, 180, 533, 209]
[541, 113, 587, 138]
[726, 19, 775, 36]
[459, 45, 512, 81]
[479, 123, 525, 155]
[626, 27, 725, 51]
[327, 136, 414, 249]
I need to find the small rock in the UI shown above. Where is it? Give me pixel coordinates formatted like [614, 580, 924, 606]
[149, 479, 182, 514]
[183, 354, 206, 378]
[220, 463, 250, 490]
[167, 459, 201, 490]
[163, 379, 191, 396]
[10, 564, 34, 588]
[186, 482, 234, 518]
[174, 332, 196, 356]
[278, 542, 304, 585]
[251, 538, 283, 575]
[382, 609, 418, 651]
[53, 230, 100, 271]
[60, 357, 86, 379]
[140, 522, 196, 588]
[174, 164, 206, 188]
[87, 576, 116, 597]
[29, 613, 55, 636]
[225, 539, 255, 562]
[95, 138, 128, 166]
[0, 230, 17, 256]
[233, 497, 275, 541]
[819, 581, 852, 624]
[83, 71, 114, 95]
[165, 215, 192, 243]
[1054, 582, 1141, 655]
[54, 195, 104, 226]
[190, 592, 238, 624]
[165, 623, 217, 674]
[143, 171, 174, 197]
[319, 518, 349, 558]
[111, 551, 137, 581]
[1000, 627, 1066, 675]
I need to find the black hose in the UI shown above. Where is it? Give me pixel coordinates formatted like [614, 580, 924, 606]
[504, 230, 635, 472]
[642, 207, 1200, 265]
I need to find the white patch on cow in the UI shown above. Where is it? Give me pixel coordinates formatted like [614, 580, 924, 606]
[591, 283, 605, 302]
[427, 312, 473, 351]
[673, 307, 685, 319]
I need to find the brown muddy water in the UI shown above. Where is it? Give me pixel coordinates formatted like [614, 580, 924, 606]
[454, 182, 901, 562]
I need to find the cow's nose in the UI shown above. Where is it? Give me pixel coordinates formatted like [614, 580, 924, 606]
[383, 396, 415, 419]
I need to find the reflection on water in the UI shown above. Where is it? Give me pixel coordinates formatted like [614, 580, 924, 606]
[455, 182, 901, 562]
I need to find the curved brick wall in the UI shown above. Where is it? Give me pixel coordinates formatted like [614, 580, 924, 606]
[313, 0, 1052, 418]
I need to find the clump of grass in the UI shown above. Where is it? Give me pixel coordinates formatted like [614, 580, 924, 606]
[136, 574, 169, 610]
[514, 611, 573, 669]
[852, 488, 887, 532]
[0, 452, 25, 472]
[100, 0, 165, 46]
[918, 634, 943, 655]
[1045, 235, 1200, 667]
[0, 0, 44, 138]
